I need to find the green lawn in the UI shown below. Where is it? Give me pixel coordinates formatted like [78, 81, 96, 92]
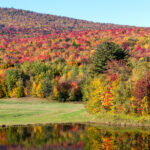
[0, 97, 95, 126]
[1, 97, 150, 128]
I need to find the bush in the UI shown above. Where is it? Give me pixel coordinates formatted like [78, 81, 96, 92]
[5, 69, 25, 97]
[51, 79, 82, 102]
[58, 81, 71, 101]
[15, 86, 25, 98]
[68, 82, 82, 101]
[30, 61, 48, 77]
[0, 73, 7, 98]
[131, 72, 150, 115]
[32, 73, 52, 98]
[0, 82, 6, 98]
[36, 78, 52, 98]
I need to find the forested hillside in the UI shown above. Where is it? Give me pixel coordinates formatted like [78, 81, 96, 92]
[0, 8, 131, 37]
[0, 27, 150, 65]
[0, 8, 150, 116]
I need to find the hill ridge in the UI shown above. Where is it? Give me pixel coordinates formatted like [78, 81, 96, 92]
[0, 7, 133, 37]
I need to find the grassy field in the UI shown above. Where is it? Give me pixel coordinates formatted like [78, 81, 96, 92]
[1, 97, 150, 128]
[0, 97, 96, 126]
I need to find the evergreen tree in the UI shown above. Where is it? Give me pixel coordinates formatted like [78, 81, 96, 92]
[91, 42, 129, 75]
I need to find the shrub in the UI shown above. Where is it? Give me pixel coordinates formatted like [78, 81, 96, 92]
[36, 78, 52, 98]
[15, 86, 25, 98]
[132, 72, 150, 115]
[0, 76, 7, 98]
[5, 69, 25, 97]
[58, 81, 71, 101]
[51, 79, 82, 102]
[32, 73, 52, 98]
[68, 81, 82, 101]
[30, 61, 48, 77]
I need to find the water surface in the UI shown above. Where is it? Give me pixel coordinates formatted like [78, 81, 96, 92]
[0, 123, 150, 150]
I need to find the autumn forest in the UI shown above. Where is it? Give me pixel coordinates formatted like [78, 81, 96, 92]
[0, 8, 150, 117]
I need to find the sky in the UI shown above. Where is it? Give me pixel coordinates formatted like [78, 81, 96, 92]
[0, 0, 149, 27]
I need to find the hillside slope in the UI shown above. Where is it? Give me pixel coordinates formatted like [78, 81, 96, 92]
[0, 8, 132, 37]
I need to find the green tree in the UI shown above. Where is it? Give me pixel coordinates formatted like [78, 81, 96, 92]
[91, 42, 129, 75]
[5, 69, 25, 92]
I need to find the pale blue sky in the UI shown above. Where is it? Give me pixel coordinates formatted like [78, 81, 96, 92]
[0, 0, 149, 27]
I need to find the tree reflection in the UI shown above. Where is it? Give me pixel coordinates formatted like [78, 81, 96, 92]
[0, 124, 150, 150]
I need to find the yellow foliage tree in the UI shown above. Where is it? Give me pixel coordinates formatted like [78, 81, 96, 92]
[36, 82, 44, 98]
[86, 76, 108, 113]
[32, 82, 37, 96]
[53, 85, 59, 99]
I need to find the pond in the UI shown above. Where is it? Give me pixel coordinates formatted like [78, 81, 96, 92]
[0, 123, 150, 150]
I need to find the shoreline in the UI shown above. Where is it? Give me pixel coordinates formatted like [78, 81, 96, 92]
[1, 120, 150, 129]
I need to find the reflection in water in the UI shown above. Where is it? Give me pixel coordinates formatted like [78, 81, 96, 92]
[0, 123, 150, 150]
